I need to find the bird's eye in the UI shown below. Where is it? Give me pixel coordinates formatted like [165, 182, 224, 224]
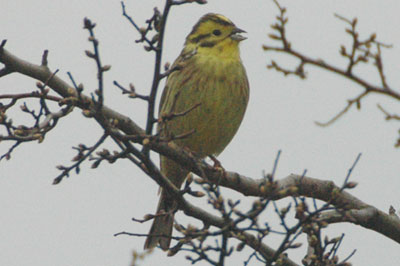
[213, 29, 222, 36]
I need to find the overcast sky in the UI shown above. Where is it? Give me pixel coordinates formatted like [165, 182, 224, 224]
[1, 0, 400, 265]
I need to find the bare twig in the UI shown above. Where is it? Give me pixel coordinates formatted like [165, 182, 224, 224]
[377, 104, 400, 121]
[264, 1, 398, 132]
[53, 133, 108, 184]
[113, 81, 150, 101]
[315, 91, 369, 127]
[83, 18, 111, 110]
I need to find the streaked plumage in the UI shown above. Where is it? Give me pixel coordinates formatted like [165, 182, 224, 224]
[144, 13, 249, 251]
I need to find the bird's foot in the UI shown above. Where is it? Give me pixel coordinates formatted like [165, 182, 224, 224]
[209, 155, 226, 183]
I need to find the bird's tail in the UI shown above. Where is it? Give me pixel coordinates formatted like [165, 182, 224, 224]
[144, 188, 176, 250]
[144, 157, 189, 250]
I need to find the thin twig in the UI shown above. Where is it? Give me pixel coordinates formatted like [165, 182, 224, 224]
[53, 133, 108, 184]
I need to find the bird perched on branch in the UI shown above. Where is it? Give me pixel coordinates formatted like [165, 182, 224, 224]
[144, 13, 249, 251]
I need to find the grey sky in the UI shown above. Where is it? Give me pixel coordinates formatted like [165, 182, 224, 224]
[1, 0, 399, 265]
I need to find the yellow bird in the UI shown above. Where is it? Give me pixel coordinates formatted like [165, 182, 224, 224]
[144, 13, 249, 250]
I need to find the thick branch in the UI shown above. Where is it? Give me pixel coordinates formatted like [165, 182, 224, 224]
[219, 173, 400, 244]
[0, 47, 143, 136]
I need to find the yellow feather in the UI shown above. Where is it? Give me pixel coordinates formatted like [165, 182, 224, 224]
[145, 13, 249, 251]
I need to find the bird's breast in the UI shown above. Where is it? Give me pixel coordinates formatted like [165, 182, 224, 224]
[160, 57, 249, 157]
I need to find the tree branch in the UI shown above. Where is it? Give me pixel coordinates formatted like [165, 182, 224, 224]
[263, 0, 399, 134]
[1, 45, 399, 246]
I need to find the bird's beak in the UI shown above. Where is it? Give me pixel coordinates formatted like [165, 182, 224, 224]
[230, 27, 247, 41]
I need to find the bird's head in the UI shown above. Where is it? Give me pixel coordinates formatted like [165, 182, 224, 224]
[184, 13, 246, 58]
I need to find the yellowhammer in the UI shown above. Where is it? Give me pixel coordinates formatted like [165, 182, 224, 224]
[144, 13, 249, 250]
